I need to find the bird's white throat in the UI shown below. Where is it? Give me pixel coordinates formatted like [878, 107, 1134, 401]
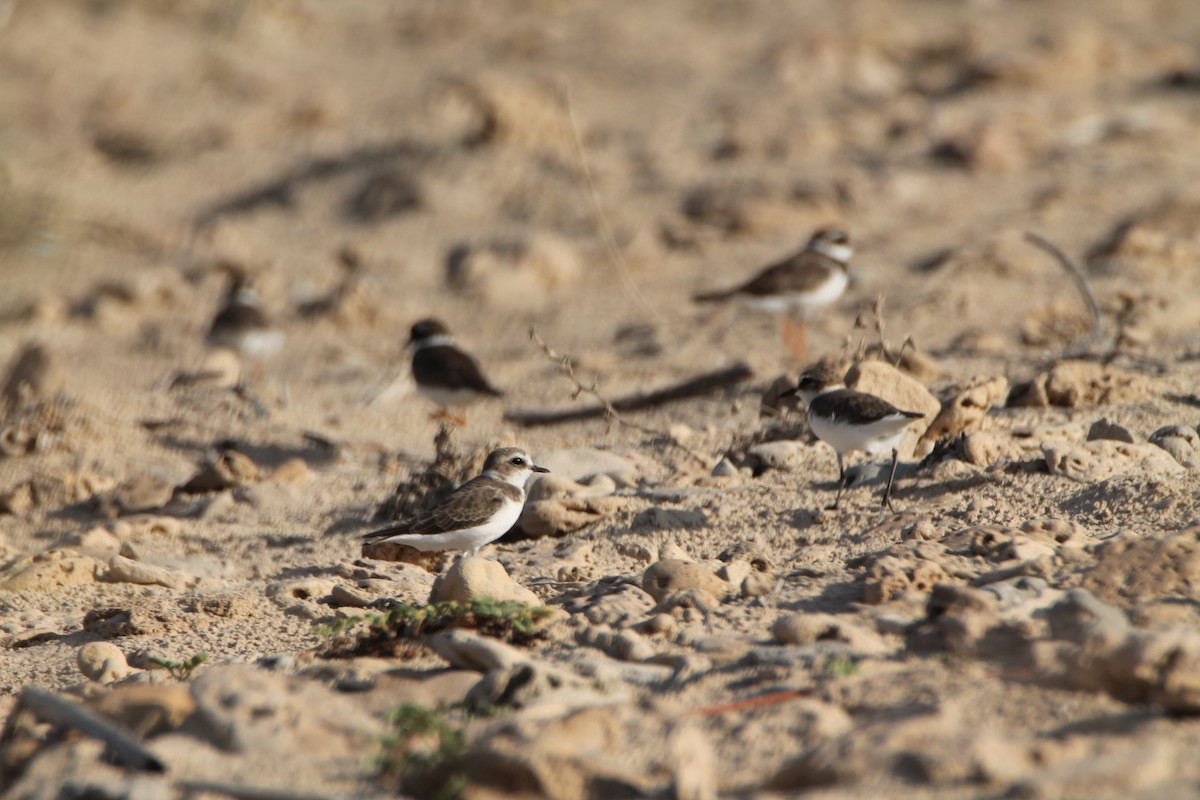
[811, 241, 853, 265]
[409, 334, 456, 351]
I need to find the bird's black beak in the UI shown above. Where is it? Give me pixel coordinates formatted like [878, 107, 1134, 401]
[780, 386, 799, 398]
[531, 465, 550, 473]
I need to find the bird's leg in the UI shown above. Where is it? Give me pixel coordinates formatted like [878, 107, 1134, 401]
[881, 448, 901, 510]
[826, 452, 846, 511]
[783, 315, 808, 361]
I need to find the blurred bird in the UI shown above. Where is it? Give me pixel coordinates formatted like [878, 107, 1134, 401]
[207, 267, 285, 361]
[408, 318, 503, 425]
[694, 227, 852, 358]
[362, 446, 547, 556]
[784, 362, 923, 510]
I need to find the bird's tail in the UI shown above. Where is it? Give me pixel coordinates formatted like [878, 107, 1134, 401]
[362, 524, 405, 543]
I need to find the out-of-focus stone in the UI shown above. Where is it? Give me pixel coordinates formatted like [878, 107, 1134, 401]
[429, 556, 540, 605]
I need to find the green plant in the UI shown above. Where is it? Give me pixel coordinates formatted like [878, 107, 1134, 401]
[323, 598, 555, 658]
[376, 704, 469, 800]
[820, 653, 860, 679]
[144, 651, 208, 680]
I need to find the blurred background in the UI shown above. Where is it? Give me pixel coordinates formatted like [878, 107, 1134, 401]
[1, 0, 1199, 439]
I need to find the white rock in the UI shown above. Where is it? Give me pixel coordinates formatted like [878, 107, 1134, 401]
[430, 557, 540, 605]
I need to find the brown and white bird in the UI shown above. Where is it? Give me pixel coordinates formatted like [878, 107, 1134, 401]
[693, 227, 852, 358]
[784, 363, 923, 510]
[408, 318, 503, 424]
[207, 269, 285, 361]
[362, 447, 548, 556]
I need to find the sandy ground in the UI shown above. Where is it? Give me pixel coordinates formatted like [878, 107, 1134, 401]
[2, 0, 1200, 797]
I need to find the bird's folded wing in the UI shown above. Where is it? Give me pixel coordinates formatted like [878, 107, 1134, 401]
[414, 346, 502, 395]
[361, 481, 511, 541]
[736, 253, 833, 296]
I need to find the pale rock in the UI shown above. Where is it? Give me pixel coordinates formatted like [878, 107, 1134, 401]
[669, 721, 718, 800]
[267, 458, 313, 484]
[961, 430, 1020, 466]
[919, 375, 1009, 454]
[189, 665, 381, 754]
[574, 622, 655, 662]
[430, 556, 540, 605]
[0, 549, 98, 591]
[516, 496, 619, 538]
[2, 342, 63, 413]
[741, 572, 775, 598]
[642, 559, 731, 603]
[561, 581, 655, 626]
[653, 588, 721, 616]
[328, 584, 374, 608]
[772, 612, 889, 654]
[77, 642, 132, 684]
[103, 555, 191, 590]
[717, 559, 752, 588]
[1011, 360, 1150, 408]
[1149, 424, 1200, 469]
[745, 440, 805, 471]
[1043, 440, 1185, 482]
[659, 543, 690, 562]
[92, 683, 196, 737]
[66, 526, 122, 557]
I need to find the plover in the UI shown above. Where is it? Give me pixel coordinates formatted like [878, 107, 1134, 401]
[784, 363, 924, 510]
[362, 447, 548, 556]
[693, 227, 852, 358]
[408, 318, 503, 424]
[207, 268, 285, 361]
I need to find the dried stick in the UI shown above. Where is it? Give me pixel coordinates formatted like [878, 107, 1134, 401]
[693, 689, 812, 716]
[176, 780, 339, 800]
[1023, 231, 1103, 345]
[17, 686, 165, 772]
[506, 330, 752, 429]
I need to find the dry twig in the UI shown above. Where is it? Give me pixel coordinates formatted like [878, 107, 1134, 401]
[1023, 231, 1104, 347]
[507, 329, 751, 436]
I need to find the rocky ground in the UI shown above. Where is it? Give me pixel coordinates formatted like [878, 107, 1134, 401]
[3, 1, 1200, 798]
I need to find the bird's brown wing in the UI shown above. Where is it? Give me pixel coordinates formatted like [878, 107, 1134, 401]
[362, 478, 519, 541]
[732, 250, 838, 297]
[811, 389, 924, 425]
[413, 345, 503, 396]
[208, 302, 270, 340]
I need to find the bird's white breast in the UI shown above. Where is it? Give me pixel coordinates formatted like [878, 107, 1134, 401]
[809, 411, 915, 456]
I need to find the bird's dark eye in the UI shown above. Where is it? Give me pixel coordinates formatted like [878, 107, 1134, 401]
[510, 456, 525, 465]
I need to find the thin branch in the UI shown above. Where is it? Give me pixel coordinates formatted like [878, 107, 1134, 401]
[509, 329, 751, 432]
[1023, 231, 1103, 346]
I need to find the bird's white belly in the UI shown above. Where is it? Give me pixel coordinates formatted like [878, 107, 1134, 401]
[381, 497, 523, 552]
[215, 329, 285, 359]
[809, 412, 914, 456]
[737, 269, 848, 317]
